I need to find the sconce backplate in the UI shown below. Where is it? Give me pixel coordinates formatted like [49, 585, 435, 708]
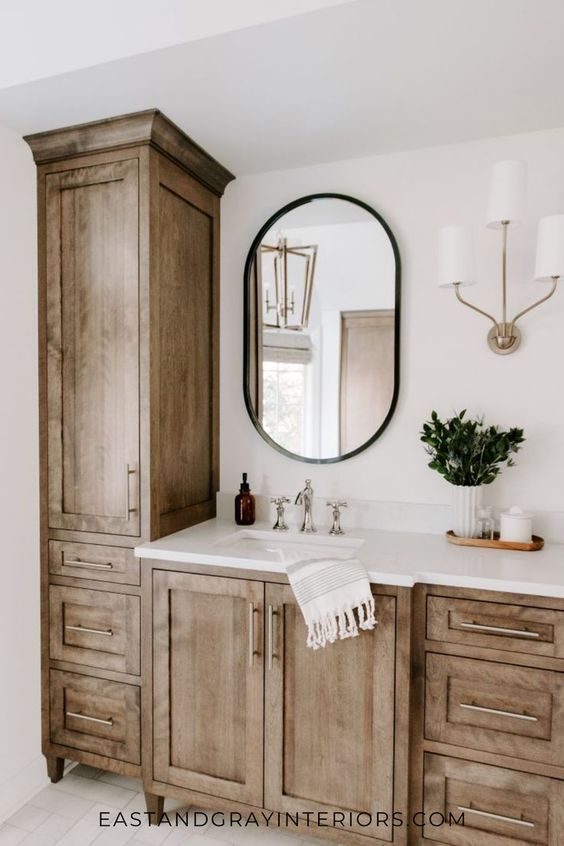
[487, 325, 521, 355]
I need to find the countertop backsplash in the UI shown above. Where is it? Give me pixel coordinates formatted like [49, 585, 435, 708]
[216, 491, 564, 544]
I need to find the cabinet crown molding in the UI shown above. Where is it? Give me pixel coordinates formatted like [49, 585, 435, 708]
[24, 108, 235, 196]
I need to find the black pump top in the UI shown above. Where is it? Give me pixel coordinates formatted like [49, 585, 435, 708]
[239, 473, 250, 493]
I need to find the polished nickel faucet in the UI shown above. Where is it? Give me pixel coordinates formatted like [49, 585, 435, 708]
[326, 500, 347, 535]
[295, 479, 316, 533]
[270, 496, 290, 531]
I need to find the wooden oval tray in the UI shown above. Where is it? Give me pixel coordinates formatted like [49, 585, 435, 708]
[446, 530, 544, 551]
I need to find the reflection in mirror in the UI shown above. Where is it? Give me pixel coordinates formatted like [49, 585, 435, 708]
[245, 195, 400, 463]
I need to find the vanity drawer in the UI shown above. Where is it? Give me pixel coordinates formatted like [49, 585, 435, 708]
[423, 753, 564, 845]
[427, 596, 564, 659]
[50, 670, 140, 764]
[49, 541, 139, 585]
[425, 653, 564, 766]
[49, 585, 140, 675]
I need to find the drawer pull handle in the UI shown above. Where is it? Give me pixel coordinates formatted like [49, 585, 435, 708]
[457, 806, 534, 828]
[460, 621, 540, 638]
[65, 624, 113, 637]
[66, 711, 113, 727]
[459, 703, 538, 722]
[63, 559, 114, 571]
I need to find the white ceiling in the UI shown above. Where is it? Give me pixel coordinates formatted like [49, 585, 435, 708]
[0, 0, 352, 88]
[1, 0, 564, 175]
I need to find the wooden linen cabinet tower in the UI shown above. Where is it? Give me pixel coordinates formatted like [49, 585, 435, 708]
[25, 111, 234, 790]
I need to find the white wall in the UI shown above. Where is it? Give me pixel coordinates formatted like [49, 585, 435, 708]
[0, 125, 44, 819]
[221, 126, 564, 512]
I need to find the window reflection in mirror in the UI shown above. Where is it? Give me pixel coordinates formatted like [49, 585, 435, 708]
[245, 195, 400, 463]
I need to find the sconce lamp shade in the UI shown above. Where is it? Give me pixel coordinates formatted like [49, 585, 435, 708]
[438, 225, 476, 287]
[535, 214, 564, 280]
[486, 160, 527, 229]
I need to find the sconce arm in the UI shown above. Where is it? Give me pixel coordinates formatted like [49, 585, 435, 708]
[453, 283, 498, 328]
[511, 277, 558, 325]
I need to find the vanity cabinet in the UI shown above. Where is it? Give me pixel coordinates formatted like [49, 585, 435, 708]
[146, 566, 411, 846]
[25, 111, 233, 782]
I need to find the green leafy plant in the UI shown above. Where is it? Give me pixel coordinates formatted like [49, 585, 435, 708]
[420, 410, 525, 486]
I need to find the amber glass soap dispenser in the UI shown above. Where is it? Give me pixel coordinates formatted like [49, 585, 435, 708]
[235, 473, 256, 526]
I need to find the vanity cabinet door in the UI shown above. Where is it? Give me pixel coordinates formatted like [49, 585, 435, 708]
[44, 158, 140, 536]
[264, 584, 396, 842]
[152, 571, 264, 805]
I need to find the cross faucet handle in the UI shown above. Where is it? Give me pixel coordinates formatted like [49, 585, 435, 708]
[326, 501, 348, 535]
[270, 496, 290, 532]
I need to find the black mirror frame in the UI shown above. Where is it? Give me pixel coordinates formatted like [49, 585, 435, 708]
[243, 192, 401, 464]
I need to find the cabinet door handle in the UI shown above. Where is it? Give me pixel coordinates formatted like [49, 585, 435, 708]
[65, 624, 113, 637]
[460, 621, 541, 638]
[267, 604, 278, 670]
[63, 559, 114, 571]
[248, 602, 259, 667]
[459, 703, 538, 722]
[125, 463, 137, 516]
[457, 806, 534, 828]
[66, 711, 113, 727]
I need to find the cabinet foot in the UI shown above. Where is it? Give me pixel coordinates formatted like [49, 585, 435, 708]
[46, 756, 65, 783]
[145, 793, 165, 825]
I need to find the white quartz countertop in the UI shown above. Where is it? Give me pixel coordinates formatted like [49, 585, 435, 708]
[136, 518, 564, 598]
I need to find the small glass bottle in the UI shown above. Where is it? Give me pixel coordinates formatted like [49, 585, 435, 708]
[235, 473, 256, 526]
[476, 506, 494, 540]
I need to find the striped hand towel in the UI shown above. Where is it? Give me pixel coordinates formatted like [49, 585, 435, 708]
[286, 557, 376, 649]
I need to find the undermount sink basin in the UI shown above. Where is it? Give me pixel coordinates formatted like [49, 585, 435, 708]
[213, 528, 364, 564]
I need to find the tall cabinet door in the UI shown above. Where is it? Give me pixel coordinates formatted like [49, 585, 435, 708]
[265, 584, 396, 842]
[45, 159, 140, 536]
[153, 155, 220, 538]
[152, 572, 264, 806]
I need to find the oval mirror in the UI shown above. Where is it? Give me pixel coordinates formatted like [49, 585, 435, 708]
[244, 193, 401, 463]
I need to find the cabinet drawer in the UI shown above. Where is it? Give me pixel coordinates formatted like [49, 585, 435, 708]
[49, 585, 140, 675]
[50, 670, 140, 764]
[423, 753, 564, 845]
[427, 596, 564, 659]
[49, 541, 139, 586]
[426, 654, 564, 767]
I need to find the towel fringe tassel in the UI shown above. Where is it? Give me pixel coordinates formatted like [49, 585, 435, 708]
[306, 597, 377, 649]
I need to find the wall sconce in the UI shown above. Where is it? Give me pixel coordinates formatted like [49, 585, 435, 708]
[438, 160, 564, 354]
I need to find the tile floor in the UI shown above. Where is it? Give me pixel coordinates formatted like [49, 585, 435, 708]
[0, 766, 329, 846]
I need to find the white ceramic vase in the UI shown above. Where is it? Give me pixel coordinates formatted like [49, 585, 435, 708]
[452, 485, 483, 538]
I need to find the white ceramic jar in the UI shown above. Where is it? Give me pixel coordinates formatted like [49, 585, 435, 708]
[500, 506, 533, 543]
